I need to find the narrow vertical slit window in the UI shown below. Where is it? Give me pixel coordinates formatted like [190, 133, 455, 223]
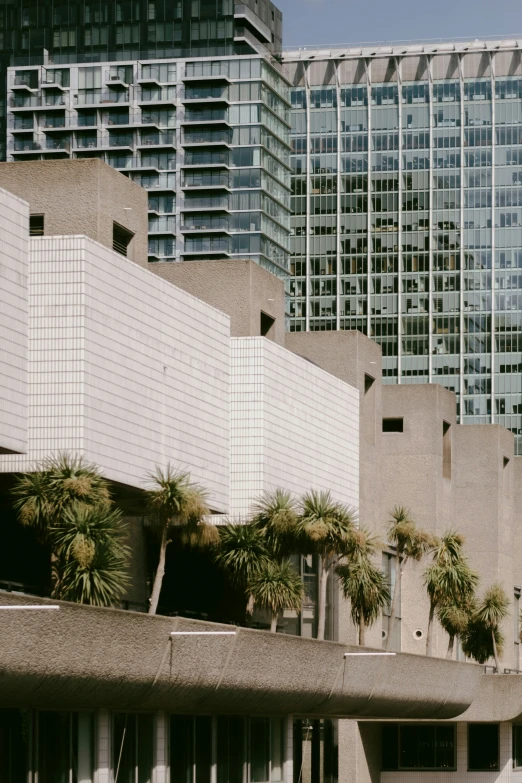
[113, 222, 134, 257]
[442, 421, 451, 479]
[29, 214, 44, 236]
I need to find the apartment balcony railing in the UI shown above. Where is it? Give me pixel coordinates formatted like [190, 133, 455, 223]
[137, 132, 176, 147]
[137, 88, 176, 105]
[108, 156, 176, 172]
[181, 218, 230, 231]
[105, 68, 133, 86]
[184, 152, 229, 166]
[183, 196, 230, 210]
[148, 217, 176, 234]
[11, 72, 38, 90]
[41, 71, 69, 89]
[9, 140, 41, 152]
[183, 109, 229, 124]
[183, 62, 230, 80]
[75, 89, 130, 106]
[9, 118, 34, 131]
[133, 173, 176, 191]
[183, 172, 230, 188]
[43, 138, 70, 151]
[139, 65, 177, 85]
[183, 86, 229, 102]
[74, 136, 100, 150]
[183, 130, 232, 146]
[184, 237, 231, 253]
[108, 135, 134, 148]
[9, 93, 66, 109]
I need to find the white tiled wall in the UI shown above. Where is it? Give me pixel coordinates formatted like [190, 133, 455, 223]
[230, 337, 359, 517]
[0, 187, 29, 453]
[0, 235, 230, 512]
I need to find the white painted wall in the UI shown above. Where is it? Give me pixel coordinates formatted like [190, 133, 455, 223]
[230, 337, 359, 517]
[0, 187, 28, 453]
[0, 235, 230, 512]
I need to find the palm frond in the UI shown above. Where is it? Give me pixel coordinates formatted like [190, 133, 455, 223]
[336, 559, 390, 628]
[214, 523, 270, 586]
[296, 490, 357, 555]
[146, 464, 209, 530]
[58, 538, 129, 606]
[247, 560, 304, 614]
[251, 489, 298, 555]
[474, 583, 509, 629]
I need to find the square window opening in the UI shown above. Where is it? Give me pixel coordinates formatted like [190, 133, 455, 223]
[30, 214, 44, 236]
[113, 222, 134, 257]
[383, 417, 403, 433]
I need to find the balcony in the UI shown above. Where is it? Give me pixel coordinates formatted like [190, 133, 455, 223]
[183, 196, 230, 211]
[9, 119, 34, 132]
[137, 88, 176, 106]
[183, 152, 229, 167]
[183, 64, 230, 83]
[73, 136, 100, 151]
[75, 89, 130, 107]
[41, 71, 68, 90]
[182, 109, 229, 126]
[183, 86, 229, 104]
[182, 172, 230, 190]
[183, 130, 232, 147]
[149, 217, 176, 235]
[181, 218, 230, 232]
[183, 237, 231, 255]
[41, 138, 71, 155]
[108, 156, 175, 173]
[137, 132, 176, 149]
[134, 174, 176, 192]
[9, 140, 42, 154]
[105, 68, 132, 88]
[11, 72, 38, 92]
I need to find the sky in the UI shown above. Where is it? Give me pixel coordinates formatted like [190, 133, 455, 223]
[277, 0, 522, 49]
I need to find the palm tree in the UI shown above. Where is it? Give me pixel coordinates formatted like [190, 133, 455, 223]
[146, 465, 213, 615]
[465, 583, 509, 671]
[296, 490, 357, 640]
[12, 454, 113, 596]
[385, 507, 433, 651]
[423, 531, 478, 656]
[247, 560, 304, 632]
[437, 600, 475, 659]
[250, 489, 298, 558]
[48, 504, 129, 604]
[336, 528, 390, 645]
[214, 522, 271, 615]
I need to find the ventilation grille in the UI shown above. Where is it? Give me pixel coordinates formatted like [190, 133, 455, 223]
[113, 222, 134, 257]
[29, 214, 44, 236]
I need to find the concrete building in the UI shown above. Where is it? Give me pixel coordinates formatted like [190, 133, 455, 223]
[2, 160, 522, 783]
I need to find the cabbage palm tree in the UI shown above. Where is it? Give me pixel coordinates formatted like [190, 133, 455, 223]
[146, 465, 213, 615]
[214, 522, 271, 615]
[248, 560, 304, 632]
[336, 527, 390, 645]
[296, 490, 357, 640]
[250, 489, 298, 558]
[437, 600, 475, 659]
[12, 454, 113, 596]
[386, 507, 434, 651]
[424, 531, 478, 656]
[463, 583, 509, 671]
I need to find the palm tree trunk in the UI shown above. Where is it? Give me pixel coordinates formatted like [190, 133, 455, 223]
[246, 594, 255, 616]
[317, 557, 329, 641]
[492, 628, 501, 673]
[270, 612, 278, 633]
[359, 621, 366, 646]
[447, 634, 455, 659]
[426, 601, 435, 656]
[148, 525, 168, 615]
[386, 562, 402, 651]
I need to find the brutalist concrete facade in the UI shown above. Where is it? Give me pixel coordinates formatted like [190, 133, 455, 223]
[0, 158, 148, 266]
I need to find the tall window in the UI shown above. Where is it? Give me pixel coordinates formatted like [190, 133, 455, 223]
[112, 714, 154, 783]
[382, 724, 456, 770]
[468, 724, 499, 771]
[38, 711, 94, 783]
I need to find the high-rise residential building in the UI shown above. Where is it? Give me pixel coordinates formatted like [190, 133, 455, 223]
[1, 0, 291, 274]
[284, 40, 522, 451]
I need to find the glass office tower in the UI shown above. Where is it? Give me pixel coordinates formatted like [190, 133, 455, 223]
[284, 41, 522, 450]
[1, 0, 291, 273]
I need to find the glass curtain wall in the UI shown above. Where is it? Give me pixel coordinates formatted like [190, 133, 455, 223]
[286, 47, 522, 452]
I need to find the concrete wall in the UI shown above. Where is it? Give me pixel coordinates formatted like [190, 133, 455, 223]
[0, 187, 28, 453]
[230, 337, 359, 517]
[151, 259, 287, 346]
[0, 235, 231, 511]
[0, 159, 148, 266]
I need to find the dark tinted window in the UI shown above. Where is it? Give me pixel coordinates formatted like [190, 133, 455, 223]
[468, 724, 499, 771]
[382, 417, 403, 432]
[382, 724, 398, 770]
[382, 724, 456, 770]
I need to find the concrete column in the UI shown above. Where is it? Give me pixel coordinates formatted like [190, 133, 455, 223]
[155, 712, 168, 783]
[97, 709, 111, 783]
[284, 716, 294, 783]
